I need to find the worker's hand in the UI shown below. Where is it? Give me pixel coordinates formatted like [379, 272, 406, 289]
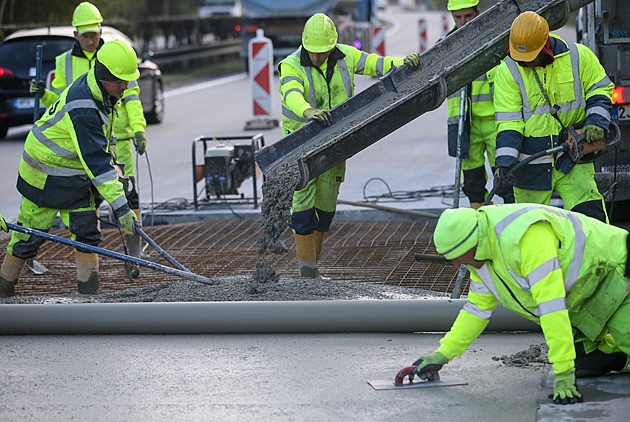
[118, 209, 139, 233]
[494, 166, 514, 187]
[109, 143, 118, 162]
[0, 213, 7, 233]
[303, 108, 331, 127]
[584, 125, 604, 143]
[403, 53, 420, 69]
[29, 79, 46, 97]
[412, 352, 449, 381]
[133, 131, 147, 155]
[551, 369, 583, 405]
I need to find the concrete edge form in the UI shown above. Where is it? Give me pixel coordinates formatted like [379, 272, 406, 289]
[0, 299, 540, 335]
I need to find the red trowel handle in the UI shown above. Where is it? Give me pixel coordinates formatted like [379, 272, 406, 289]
[394, 366, 418, 385]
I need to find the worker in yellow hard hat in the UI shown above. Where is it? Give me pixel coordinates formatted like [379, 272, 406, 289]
[443, 0, 514, 209]
[493, 11, 613, 222]
[29, 1, 149, 276]
[0, 40, 140, 297]
[279, 13, 420, 278]
[398, 203, 630, 405]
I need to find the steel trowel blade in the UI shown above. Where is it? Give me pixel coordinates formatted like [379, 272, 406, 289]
[367, 375, 468, 390]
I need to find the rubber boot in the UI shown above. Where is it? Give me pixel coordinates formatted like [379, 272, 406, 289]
[125, 232, 141, 279]
[294, 233, 318, 278]
[312, 230, 330, 281]
[0, 253, 27, 298]
[132, 209, 151, 260]
[76, 251, 99, 295]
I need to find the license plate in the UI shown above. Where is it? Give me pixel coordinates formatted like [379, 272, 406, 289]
[14, 97, 34, 109]
[612, 105, 630, 121]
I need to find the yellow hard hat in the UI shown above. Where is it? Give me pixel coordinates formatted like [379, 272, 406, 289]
[509, 11, 549, 62]
[96, 40, 139, 82]
[447, 0, 479, 11]
[302, 13, 338, 53]
[72, 2, 103, 27]
[433, 208, 479, 260]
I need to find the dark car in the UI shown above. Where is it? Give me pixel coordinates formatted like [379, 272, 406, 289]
[0, 25, 165, 139]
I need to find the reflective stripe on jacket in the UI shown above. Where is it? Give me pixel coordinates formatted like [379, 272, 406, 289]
[435, 203, 628, 374]
[446, 67, 497, 158]
[17, 69, 129, 215]
[493, 35, 613, 190]
[278, 43, 403, 135]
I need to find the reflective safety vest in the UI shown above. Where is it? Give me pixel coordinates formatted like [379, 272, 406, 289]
[278, 43, 403, 135]
[17, 69, 130, 216]
[435, 203, 628, 374]
[40, 40, 103, 108]
[446, 67, 496, 158]
[494, 35, 613, 190]
[113, 80, 146, 140]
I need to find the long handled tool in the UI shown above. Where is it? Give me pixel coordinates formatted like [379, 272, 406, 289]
[134, 222, 189, 272]
[5, 222, 218, 285]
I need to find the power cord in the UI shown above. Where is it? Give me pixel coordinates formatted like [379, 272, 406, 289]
[361, 177, 464, 206]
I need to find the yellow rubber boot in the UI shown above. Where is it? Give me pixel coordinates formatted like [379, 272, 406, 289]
[124, 209, 142, 278]
[294, 233, 318, 278]
[0, 253, 27, 297]
[76, 251, 99, 294]
[313, 230, 325, 262]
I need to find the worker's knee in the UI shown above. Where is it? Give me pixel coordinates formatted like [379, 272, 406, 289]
[68, 210, 102, 246]
[290, 208, 318, 235]
[314, 208, 334, 232]
[571, 199, 606, 223]
[462, 166, 487, 203]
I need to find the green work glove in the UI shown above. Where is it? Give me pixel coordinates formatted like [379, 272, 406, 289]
[303, 107, 331, 127]
[403, 53, 420, 69]
[0, 213, 7, 233]
[109, 143, 118, 162]
[584, 124, 604, 143]
[412, 352, 449, 381]
[118, 209, 139, 233]
[133, 131, 147, 155]
[29, 79, 46, 96]
[551, 369, 583, 405]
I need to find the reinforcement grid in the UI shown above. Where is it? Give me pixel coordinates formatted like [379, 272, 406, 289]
[0, 219, 469, 296]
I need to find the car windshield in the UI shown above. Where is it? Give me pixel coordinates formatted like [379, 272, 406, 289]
[0, 37, 76, 77]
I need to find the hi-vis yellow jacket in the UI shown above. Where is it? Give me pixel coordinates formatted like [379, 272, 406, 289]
[493, 35, 613, 190]
[278, 44, 403, 135]
[17, 69, 130, 217]
[435, 204, 628, 375]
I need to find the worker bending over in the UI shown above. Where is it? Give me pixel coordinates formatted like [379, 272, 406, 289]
[494, 11, 613, 222]
[404, 204, 630, 405]
[444, 0, 514, 208]
[279, 12, 420, 277]
[0, 40, 140, 297]
[30, 2, 148, 275]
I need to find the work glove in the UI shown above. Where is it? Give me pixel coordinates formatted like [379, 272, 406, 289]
[403, 53, 420, 69]
[412, 352, 449, 381]
[303, 107, 331, 127]
[494, 166, 513, 187]
[109, 143, 118, 162]
[118, 209, 139, 234]
[550, 369, 583, 405]
[0, 213, 7, 233]
[584, 124, 604, 143]
[29, 79, 46, 97]
[133, 131, 147, 155]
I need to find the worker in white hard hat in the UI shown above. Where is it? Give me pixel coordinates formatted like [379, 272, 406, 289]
[0, 40, 141, 297]
[398, 204, 630, 405]
[443, 0, 514, 209]
[493, 11, 613, 222]
[29, 2, 149, 276]
[279, 12, 420, 278]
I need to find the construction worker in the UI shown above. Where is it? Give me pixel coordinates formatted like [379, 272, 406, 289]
[0, 40, 140, 297]
[404, 204, 629, 405]
[279, 13, 420, 277]
[444, 0, 514, 209]
[30, 1, 148, 274]
[0, 213, 6, 233]
[493, 11, 613, 222]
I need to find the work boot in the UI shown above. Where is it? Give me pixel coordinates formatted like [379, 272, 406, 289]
[0, 253, 27, 298]
[76, 251, 99, 294]
[124, 232, 141, 278]
[294, 233, 318, 278]
[575, 349, 630, 378]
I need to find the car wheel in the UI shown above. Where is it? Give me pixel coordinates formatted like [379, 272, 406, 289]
[0, 120, 8, 139]
[145, 79, 165, 124]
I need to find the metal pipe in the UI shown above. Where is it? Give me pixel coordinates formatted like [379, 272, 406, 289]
[0, 299, 540, 335]
[337, 199, 439, 218]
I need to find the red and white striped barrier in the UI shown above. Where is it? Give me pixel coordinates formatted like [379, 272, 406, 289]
[248, 29, 273, 118]
[373, 25, 385, 56]
[441, 13, 451, 37]
[418, 18, 427, 53]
